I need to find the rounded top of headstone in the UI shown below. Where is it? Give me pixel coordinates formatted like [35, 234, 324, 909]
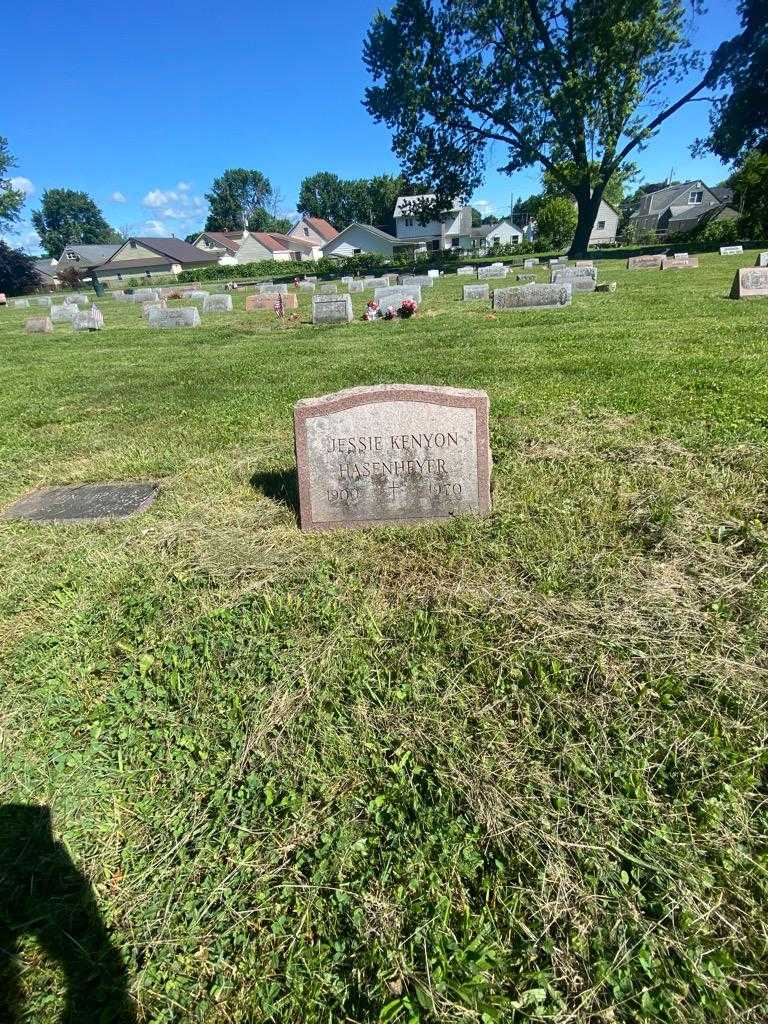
[294, 383, 490, 411]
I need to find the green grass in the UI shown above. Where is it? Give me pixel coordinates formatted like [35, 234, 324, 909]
[1, 253, 767, 1023]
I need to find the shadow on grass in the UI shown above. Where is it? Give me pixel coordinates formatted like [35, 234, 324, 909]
[0, 805, 136, 1023]
[250, 468, 300, 520]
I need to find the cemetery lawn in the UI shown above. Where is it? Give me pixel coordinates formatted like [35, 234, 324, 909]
[1, 252, 767, 1023]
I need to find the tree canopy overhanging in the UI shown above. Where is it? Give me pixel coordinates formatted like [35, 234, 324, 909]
[364, 0, 713, 255]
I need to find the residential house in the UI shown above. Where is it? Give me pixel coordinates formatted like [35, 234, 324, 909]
[629, 181, 738, 237]
[321, 223, 400, 259]
[92, 237, 219, 284]
[33, 259, 61, 289]
[393, 194, 473, 251]
[192, 231, 245, 258]
[586, 199, 620, 244]
[288, 217, 339, 259]
[56, 243, 122, 277]
[469, 219, 524, 250]
[234, 231, 316, 263]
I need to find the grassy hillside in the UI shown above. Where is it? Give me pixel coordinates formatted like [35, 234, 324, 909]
[1, 253, 767, 1023]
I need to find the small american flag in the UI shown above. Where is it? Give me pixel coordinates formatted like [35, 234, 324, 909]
[274, 293, 284, 319]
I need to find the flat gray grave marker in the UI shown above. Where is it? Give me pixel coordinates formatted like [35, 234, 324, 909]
[462, 284, 489, 300]
[51, 303, 79, 323]
[293, 384, 491, 532]
[133, 288, 159, 301]
[25, 317, 53, 334]
[298, 281, 317, 292]
[318, 283, 338, 294]
[35, 296, 53, 306]
[720, 245, 743, 255]
[14, 299, 30, 308]
[627, 255, 664, 270]
[398, 275, 434, 288]
[493, 283, 572, 310]
[374, 285, 422, 306]
[3, 481, 159, 524]
[477, 266, 508, 280]
[312, 294, 353, 324]
[203, 293, 233, 313]
[660, 256, 699, 270]
[457, 266, 475, 276]
[730, 267, 768, 299]
[148, 307, 201, 328]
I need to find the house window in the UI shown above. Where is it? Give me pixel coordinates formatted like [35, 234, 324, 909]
[451, 237, 460, 248]
[512, 237, 519, 246]
[492, 236, 500, 244]
[353, 248, 362, 254]
[65, 250, 78, 261]
[688, 191, 703, 204]
[404, 217, 414, 227]
[596, 220, 606, 230]
[303, 227, 309, 236]
[145, 271, 151, 277]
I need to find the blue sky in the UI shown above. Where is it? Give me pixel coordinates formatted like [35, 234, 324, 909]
[4, 0, 740, 254]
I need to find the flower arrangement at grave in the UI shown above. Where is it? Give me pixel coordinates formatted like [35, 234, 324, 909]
[363, 299, 381, 321]
[398, 298, 418, 318]
[382, 305, 397, 320]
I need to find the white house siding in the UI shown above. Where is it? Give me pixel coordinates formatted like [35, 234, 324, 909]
[484, 222, 523, 247]
[235, 236, 288, 264]
[289, 220, 328, 250]
[323, 225, 395, 259]
[588, 201, 620, 245]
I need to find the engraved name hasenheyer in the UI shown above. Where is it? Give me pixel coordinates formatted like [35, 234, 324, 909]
[293, 385, 491, 531]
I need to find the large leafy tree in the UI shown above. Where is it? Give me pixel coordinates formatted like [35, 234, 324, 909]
[537, 197, 578, 249]
[726, 150, 768, 238]
[364, 0, 712, 256]
[0, 137, 25, 229]
[204, 169, 273, 231]
[31, 190, 121, 258]
[542, 161, 640, 211]
[699, 0, 767, 162]
[297, 171, 411, 229]
[0, 241, 42, 295]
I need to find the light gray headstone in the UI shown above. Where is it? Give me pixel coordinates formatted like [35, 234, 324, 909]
[25, 316, 53, 333]
[427, 269, 441, 278]
[51, 303, 79, 323]
[398, 275, 434, 287]
[551, 267, 597, 291]
[462, 284, 489, 301]
[318, 283, 338, 294]
[14, 298, 30, 308]
[477, 265, 508, 280]
[457, 266, 475, 276]
[298, 281, 316, 292]
[35, 296, 53, 306]
[293, 384, 491, 531]
[374, 285, 422, 305]
[73, 306, 105, 331]
[303, 276, 318, 283]
[312, 294, 353, 324]
[720, 245, 743, 255]
[730, 267, 768, 299]
[184, 290, 209, 301]
[523, 259, 539, 267]
[493, 283, 572, 310]
[148, 306, 201, 328]
[348, 281, 365, 293]
[142, 301, 167, 319]
[203, 293, 233, 313]
[756, 252, 768, 268]
[132, 288, 160, 301]
[67, 293, 89, 305]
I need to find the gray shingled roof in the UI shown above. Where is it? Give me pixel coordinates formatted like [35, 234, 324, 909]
[58, 244, 122, 267]
[129, 237, 219, 263]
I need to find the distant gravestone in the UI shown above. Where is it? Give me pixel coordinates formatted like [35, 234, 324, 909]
[73, 306, 105, 331]
[756, 252, 768, 268]
[68, 293, 89, 305]
[493, 283, 572, 311]
[457, 266, 475, 276]
[35, 296, 53, 306]
[398, 275, 434, 288]
[133, 288, 159, 301]
[298, 281, 316, 292]
[374, 285, 422, 306]
[3, 481, 159, 524]
[318, 283, 338, 294]
[148, 307, 201, 328]
[112, 291, 126, 300]
[293, 384, 491, 531]
[730, 267, 768, 299]
[51, 303, 79, 323]
[523, 258, 539, 268]
[184, 290, 209, 301]
[25, 316, 53, 334]
[551, 267, 597, 291]
[672, 253, 689, 260]
[14, 298, 30, 308]
[575, 260, 594, 268]
[246, 293, 298, 310]
[462, 284, 489, 301]
[660, 256, 699, 270]
[203, 293, 233, 313]
[142, 300, 167, 319]
[348, 281, 365, 293]
[720, 245, 743, 256]
[477, 266, 507, 280]
[366, 277, 390, 288]
[312, 294, 353, 324]
[303, 276, 318, 283]
[427, 269, 441, 278]
[627, 254, 664, 270]
[516, 274, 535, 282]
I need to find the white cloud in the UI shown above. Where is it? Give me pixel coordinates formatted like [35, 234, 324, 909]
[0, 221, 42, 254]
[142, 186, 206, 217]
[162, 207, 192, 220]
[177, 181, 191, 192]
[110, 190, 127, 203]
[141, 219, 169, 236]
[142, 188, 179, 208]
[472, 199, 495, 214]
[10, 176, 35, 197]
